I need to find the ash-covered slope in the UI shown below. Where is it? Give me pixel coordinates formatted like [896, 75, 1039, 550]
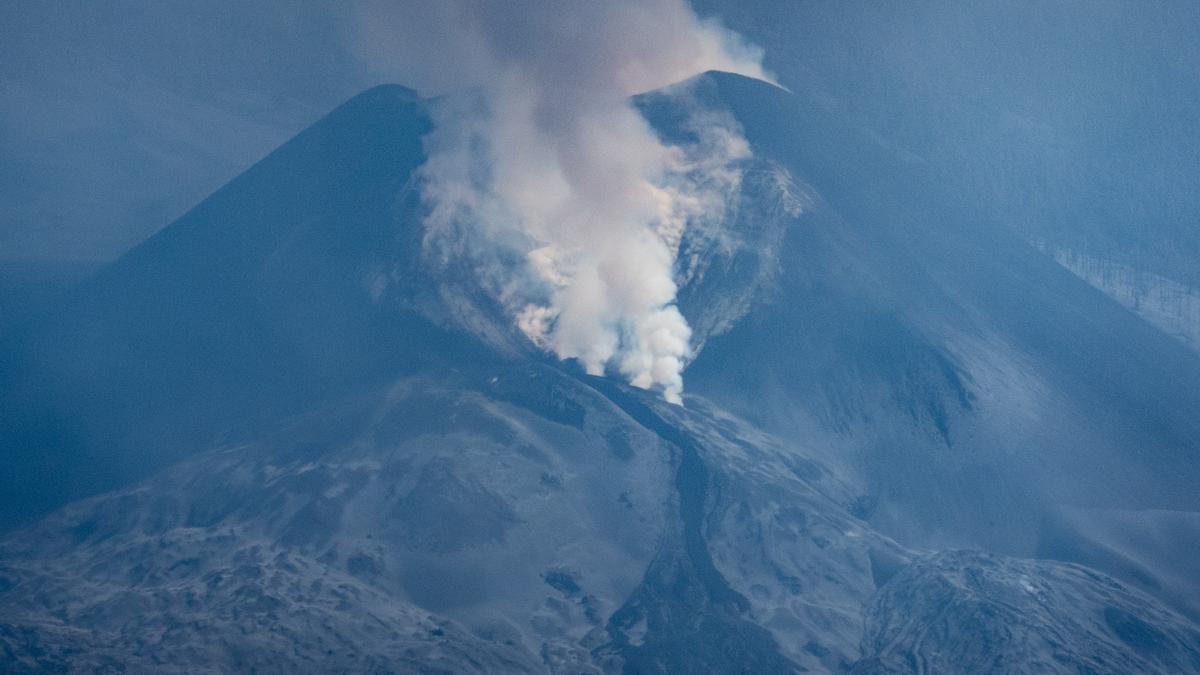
[0, 85, 525, 526]
[647, 73, 1200, 620]
[6, 363, 1196, 673]
[0, 362, 907, 673]
[2, 74, 1199, 673]
[854, 551, 1200, 674]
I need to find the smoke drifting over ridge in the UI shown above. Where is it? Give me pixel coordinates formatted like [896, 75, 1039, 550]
[357, 1, 770, 403]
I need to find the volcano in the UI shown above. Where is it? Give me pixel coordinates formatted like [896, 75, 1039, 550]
[1, 73, 1198, 673]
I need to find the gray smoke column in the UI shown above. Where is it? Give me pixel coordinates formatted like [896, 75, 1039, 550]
[357, 1, 771, 403]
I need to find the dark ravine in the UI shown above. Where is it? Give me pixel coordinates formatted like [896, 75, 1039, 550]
[586, 377, 795, 673]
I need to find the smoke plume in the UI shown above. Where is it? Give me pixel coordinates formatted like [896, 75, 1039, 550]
[357, 1, 769, 403]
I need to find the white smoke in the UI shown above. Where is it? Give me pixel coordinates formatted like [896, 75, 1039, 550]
[356, 1, 770, 403]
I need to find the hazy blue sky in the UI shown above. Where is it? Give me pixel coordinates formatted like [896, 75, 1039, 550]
[1, 1, 377, 262]
[0, 1, 760, 264]
[4, 0, 1199, 282]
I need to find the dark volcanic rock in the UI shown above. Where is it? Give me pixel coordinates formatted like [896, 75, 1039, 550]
[853, 550, 1200, 674]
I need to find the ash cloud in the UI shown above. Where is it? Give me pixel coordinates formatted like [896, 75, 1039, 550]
[356, 1, 770, 403]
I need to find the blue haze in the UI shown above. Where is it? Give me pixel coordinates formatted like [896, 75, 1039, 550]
[1, 3, 1199, 672]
